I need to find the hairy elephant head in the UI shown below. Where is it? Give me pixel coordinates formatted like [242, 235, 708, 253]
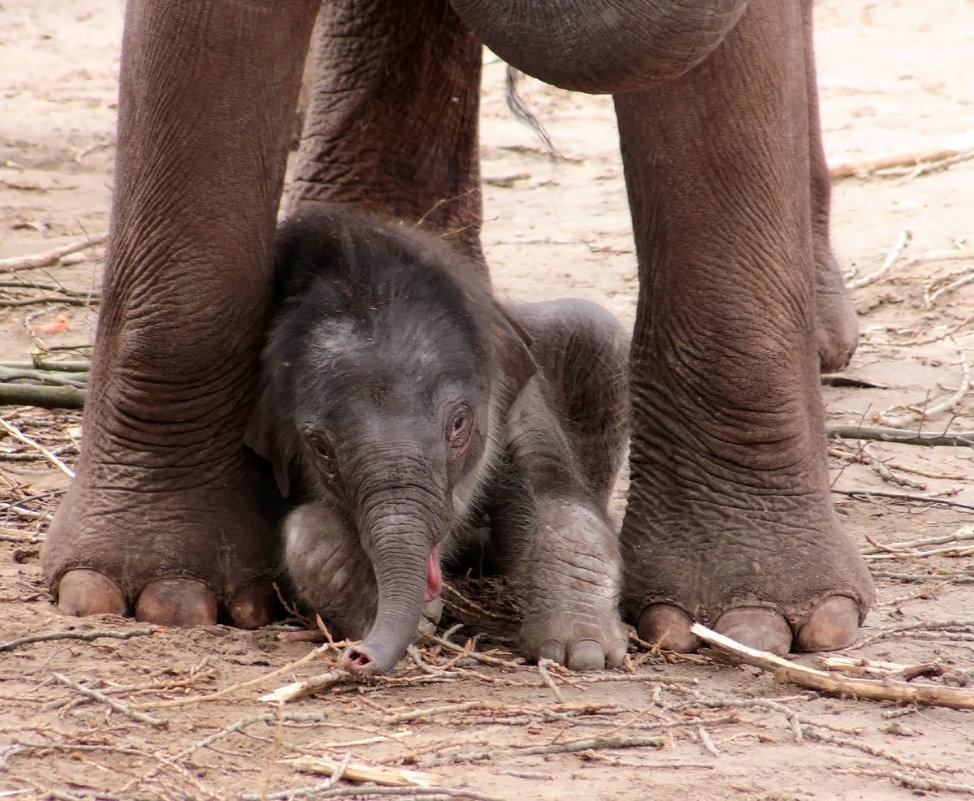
[249, 205, 535, 674]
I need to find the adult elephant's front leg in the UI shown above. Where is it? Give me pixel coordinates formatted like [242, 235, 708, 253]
[615, 0, 873, 654]
[42, 0, 318, 627]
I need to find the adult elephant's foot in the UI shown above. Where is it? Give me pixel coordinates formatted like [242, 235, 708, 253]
[816, 251, 859, 373]
[43, 454, 281, 628]
[637, 596, 861, 655]
[622, 493, 874, 655]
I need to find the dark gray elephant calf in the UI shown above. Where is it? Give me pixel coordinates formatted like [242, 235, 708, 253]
[248, 205, 630, 674]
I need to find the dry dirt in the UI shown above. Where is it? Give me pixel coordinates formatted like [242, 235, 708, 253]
[1, 1, 974, 799]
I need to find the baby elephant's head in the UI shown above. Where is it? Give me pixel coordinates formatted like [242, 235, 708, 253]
[249, 205, 536, 674]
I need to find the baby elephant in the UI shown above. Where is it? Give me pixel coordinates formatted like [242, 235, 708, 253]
[249, 204, 630, 674]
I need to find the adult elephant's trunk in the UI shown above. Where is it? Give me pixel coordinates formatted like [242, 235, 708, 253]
[343, 473, 449, 676]
[447, 0, 747, 94]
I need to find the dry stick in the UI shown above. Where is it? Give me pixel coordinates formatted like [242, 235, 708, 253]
[806, 728, 959, 774]
[845, 229, 911, 290]
[421, 631, 523, 668]
[0, 233, 108, 273]
[0, 383, 86, 409]
[260, 670, 359, 704]
[690, 623, 974, 710]
[857, 441, 928, 491]
[839, 769, 974, 796]
[52, 673, 166, 728]
[826, 424, 974, 447]
[386, 700, 485, 725]
[852, 619, 974, 649]
[143, 642, 335, 709]
[832, 488, 974, 513]
[248, 786, 505, 801]
[873, 570, 974, 585]
[419, 735, 666, 769]
[874, 338, 969, 428]
[829, 148, 963, 179]
[0, 417, 75, 477]
[0, 366, 87, 387]
[537, 658, 565, 702]
[875, 526, 974, 552]
[0, 626, 158, 653]
[282, 755, 443, 789]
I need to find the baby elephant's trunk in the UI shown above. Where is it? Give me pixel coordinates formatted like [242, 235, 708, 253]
[344, 470, 449, 675]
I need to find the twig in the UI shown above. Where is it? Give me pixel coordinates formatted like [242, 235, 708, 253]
[143, 642, 336, 709]
[282, 755, 443, 788]
[52, 673, 166, 728]
[873, 338, 968, 427]
[0, 383, 86, 409]
[245, 785, 505, 801]
[260, 670, 359, 704]
[419, 735, 665, 768]
[0, 626, 159, 653]
[845, 229, 911, 290]
[838, 769, 974, 795]
[0, 418, 75, 477]
[857, 441, 927, 491]
[386, 700, 484, 725]
[829, 148, 972, 179]
[420, 631, 522, 668]
[697, 726, 719, 757]
[0, 367, 87, 387]
[0, 233, 107, 273]
[537, 658, 565, 702]
[691, 623, 974, 710]
[852, 620, 974, 649]
[832, 488, 974, 512]
[806, 728, 959, 773]
[871, 570, 974, 585]
[826, 424, 974, 447]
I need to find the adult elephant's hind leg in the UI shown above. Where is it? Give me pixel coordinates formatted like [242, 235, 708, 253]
[42, 0, 318, 627]
[804, 0, 859, 373]
[615, 0, 873, 654]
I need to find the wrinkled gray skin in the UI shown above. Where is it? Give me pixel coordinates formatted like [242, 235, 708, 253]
[250, 206, 630, 674]
[43, 0, 873, 659]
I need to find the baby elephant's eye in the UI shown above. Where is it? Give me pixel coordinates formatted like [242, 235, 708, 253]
[306, 431, 339, 482]
[447, 406, 473, 451]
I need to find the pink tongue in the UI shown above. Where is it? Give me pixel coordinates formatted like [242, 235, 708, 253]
[426, 544, 442, 602]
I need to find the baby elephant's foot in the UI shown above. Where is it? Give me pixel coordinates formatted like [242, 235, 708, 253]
[520, 600, 628, 670]
[517, 504, 627, 670]
[637, 595, 861, 655]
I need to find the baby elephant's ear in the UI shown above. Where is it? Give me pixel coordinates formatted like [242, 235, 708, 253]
[244, 391, 295, 498]
[495, 303, 538, 402]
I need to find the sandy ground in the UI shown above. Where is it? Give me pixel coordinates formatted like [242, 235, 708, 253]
[1, 1, 973, 799]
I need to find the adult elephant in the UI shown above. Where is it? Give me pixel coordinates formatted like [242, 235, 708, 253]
[42, 0, 873, 656]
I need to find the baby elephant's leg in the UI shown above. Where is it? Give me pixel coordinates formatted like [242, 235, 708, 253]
[283, 503, 378, 641]
[510, 298, 630, 505]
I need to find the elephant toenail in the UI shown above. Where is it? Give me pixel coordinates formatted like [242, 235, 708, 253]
[538, 639, 567, 665]
[135, 578, 218, 626]
[636, 604, 698, 652]
[57, 569, 127, 617]
[568, 639, 606, 671]
[795, 596, 860, 652]
[229, 583, 279, 629]
[713, 607, 792, 655]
